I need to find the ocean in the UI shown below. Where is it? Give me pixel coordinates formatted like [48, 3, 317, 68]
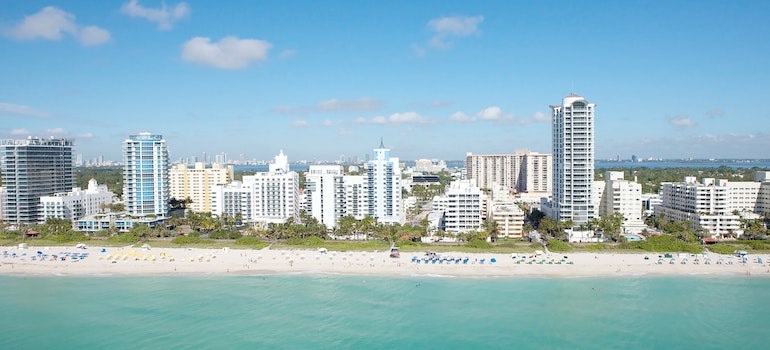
[1, 275, 767, 349]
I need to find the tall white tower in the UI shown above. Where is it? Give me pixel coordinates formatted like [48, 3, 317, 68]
[550, 93, 595, 226]
[123, 132, 169, 216]
[366, 140, 404, 225]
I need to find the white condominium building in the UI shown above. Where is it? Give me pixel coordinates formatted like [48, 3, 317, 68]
[414, 159, 447, 173]
[366, 141, 404, 225]
[39, 179, 115, 222]
[170, 162, 234, 213]
[550, 93, 596, 226]
[123, 133, 169, 217]
[210, 151, 299, 225]
[658, 177, 739, 238]
[466, 151, 552, 194]
[595, 171, 646, 234]
[487, 183, 524, 238]
[305, 165, 369, 230]
[442, 179, 484, 234]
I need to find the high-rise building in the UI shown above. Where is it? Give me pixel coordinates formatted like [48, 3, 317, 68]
[442, 179, 484, 233]
[210, 151, 299, 225]
[366, 141, 404, 225]
[305, 165, 368, 229]
[466, 151, 552, 196]
[169, 162, 234, 213]
[0, 138, 74, 223]
[550, 93, 596, 226]
[122, 133, 169, 217]
[594, 171, 646, 234]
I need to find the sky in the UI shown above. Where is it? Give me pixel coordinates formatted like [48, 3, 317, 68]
[1, 0, 769, 163]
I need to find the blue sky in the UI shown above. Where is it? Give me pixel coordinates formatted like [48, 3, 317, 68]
[1, 0, 769, 162]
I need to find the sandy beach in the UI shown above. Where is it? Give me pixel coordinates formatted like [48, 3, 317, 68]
[2, 244, 769, 278]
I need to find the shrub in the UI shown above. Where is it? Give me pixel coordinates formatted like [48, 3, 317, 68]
[585, 243, 605, 251]
[546, 239, 572, 252]
[708, 243, 737, 255]
[51, 230, 87, 243]
[107, 233, 139, 244]
[465, 239, 493, 249]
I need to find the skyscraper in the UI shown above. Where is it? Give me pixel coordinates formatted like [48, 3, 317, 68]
[0, 138, 74, 223]
[550, 93, 596, 226]
[366, 140, 404, 225]
[123, 133, 169, 216]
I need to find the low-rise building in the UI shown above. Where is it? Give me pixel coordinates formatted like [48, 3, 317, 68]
[39, 179, 115, 222]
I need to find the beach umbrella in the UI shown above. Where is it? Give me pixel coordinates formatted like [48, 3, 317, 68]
[490, 258, 497, 263]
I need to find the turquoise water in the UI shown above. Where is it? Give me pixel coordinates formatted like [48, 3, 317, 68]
[1, 275, 768, 349]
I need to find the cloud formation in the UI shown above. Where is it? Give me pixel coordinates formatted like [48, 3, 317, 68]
[705, 108, 725, 118]
[292, 120, 309, 128]
[427, 15, 484, 49]
[360, 112, 432, 125]
[120, 0, 190, 30]
[182, 36, 272, 69]
[666, 115, 697, 129]
[11, 128, 31, 136]
[431, 100, 454, 108]
[4, 6, 110, 46]
[0, 102, 54, 118]
[316, 97, 382, 112]
[449, 107, 548, 125]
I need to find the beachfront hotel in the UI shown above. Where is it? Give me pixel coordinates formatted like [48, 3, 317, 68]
[0, 138, 75, 223]
[39, 179, 115, 223]
[169, 162, 234, 213]
[547, 93, 596, 228]
[657, 172, 770, 238]
[305, 166, 370, 230]
[122, 133, 169, 217]
[210, 151, 299, 225]
[593, 171, 646, 234]
[465, 151, 552, 203]
[366, 141, 404, 225]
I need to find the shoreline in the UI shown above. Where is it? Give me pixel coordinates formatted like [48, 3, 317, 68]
[2, 245, 769, 278]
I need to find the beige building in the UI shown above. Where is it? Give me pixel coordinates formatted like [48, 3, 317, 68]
[170, 162, 234, 213]
[487, 184, 525, 238]
[466, 151, 552, 197]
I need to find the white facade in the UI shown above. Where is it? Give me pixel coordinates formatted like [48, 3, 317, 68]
[442, 180, 484, 233]
[414, 159, 447, 173]
[658, 177, 740, 238]
[550, 93, 596, 226]
[487, 183, 524, 237]
[210, 151, 299, 225]
[123, 133, 169, 217]
[595, 171, 646, 234]
[0, 187, 6, 221]
[466, 151, 552, 196]
[305, 165, 369, 230]
[366, 142, 404, 225]
[39, 179, 115, 222]
[305, 165, 345, 229]
[169, 162, 234, 213]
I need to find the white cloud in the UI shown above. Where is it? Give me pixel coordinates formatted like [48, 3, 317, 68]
[477, 106, 502, 120]
[78, 26, 111, 46]
[354, 117, 368, 124]
[181, 36, 272, 69]
[389, 112, 429, 124]
[450, 111, 474, 122]
[448, 107, 549, 125]
[279, 49, 296, 59]
[666, 115, 697, 129]
[11, 128, 31, 136]
[322, 119, 335, 127]
[426, 15, 484, 49]
[292, 120, 309, 128]
[706, 108, 725, 118]
[316, 97, 382, 112]
[371, 116, 388, 124]
[76, 132, 94, 139]
[120, 0, 190, 30]
[338, 128, 353, 136]
[5, 6, 110, 46]
[42, 127, 69, 136]
[0, 102, 54, 118]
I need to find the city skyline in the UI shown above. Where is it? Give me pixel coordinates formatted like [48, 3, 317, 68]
[1, 1, 769, 161]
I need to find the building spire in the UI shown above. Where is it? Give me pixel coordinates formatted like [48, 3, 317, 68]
[379, 137, 384, 149]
